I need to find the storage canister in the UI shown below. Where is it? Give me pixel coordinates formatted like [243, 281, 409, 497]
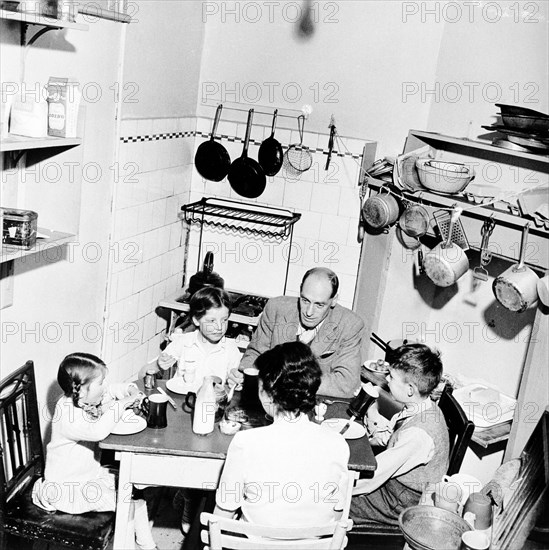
[1, 208, 38, 249]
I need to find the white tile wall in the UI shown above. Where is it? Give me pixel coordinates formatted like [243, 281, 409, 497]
[104, 116, 194, 381]
[105, 114, 375, 381]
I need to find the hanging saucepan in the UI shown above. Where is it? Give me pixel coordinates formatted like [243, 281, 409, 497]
[493, 222, 539, 313]
[399, 201, 430, 238]
[423, 207, 469, 287]
[194, 104, 231, 182]
[258, 109, 283, 176]
[188, 251, 225, 296]
[362, 186, 402, 230]
[228, 109, 267, 199]
[537, 271, 549, 307]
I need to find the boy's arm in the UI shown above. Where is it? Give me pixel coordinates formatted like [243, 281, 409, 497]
[352, 427, 435, 496]
[365, 402, 392, 446]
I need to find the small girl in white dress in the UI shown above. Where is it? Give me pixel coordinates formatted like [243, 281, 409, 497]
[32, 352, 156, 550]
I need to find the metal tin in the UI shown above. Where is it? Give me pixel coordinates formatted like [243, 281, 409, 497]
[1, 208, 38, 249]
[144, 369, 157, 390]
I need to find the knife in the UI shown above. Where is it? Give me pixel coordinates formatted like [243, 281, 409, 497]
[339, 415, 356, 435]
[157, 387, 177, 410]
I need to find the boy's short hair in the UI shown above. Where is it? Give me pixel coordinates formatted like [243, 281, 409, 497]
[391, 343, 443, 397]
[189, 286, 232, 320]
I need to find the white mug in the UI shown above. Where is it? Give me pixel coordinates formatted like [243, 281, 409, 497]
[442, 473, 483, 505]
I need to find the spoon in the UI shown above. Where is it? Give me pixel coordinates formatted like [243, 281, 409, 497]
[339, 415, 357, 435]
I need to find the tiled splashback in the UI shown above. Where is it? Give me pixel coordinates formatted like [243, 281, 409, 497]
[106, 114, 375, 381]
[188, 116, 375, 306]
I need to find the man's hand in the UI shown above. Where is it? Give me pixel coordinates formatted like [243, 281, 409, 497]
[228, 368, 244, 387]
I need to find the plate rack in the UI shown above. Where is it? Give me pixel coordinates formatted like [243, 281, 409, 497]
[180, 197, 301, 293]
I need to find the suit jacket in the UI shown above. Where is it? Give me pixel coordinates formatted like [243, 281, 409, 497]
[240, 296, 365, 398]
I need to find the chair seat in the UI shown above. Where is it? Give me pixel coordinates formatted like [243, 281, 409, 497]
[4, 478, 115, 550]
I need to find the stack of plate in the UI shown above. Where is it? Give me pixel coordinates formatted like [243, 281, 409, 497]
[483, 104, 549, 154]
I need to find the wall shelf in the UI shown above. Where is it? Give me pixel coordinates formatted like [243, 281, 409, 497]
[181, 197, 301, 294]
[405, 129, 549, 171]
[1, 229, 76, 264]
[181, 197, 301, 240]
[0, 8, 89, 30]
[1, 134, 82, 153]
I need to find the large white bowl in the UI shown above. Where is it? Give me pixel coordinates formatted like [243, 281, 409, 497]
[415, 159, 474, 194]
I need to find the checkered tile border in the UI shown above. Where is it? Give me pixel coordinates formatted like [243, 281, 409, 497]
[120, 130, 361, 159]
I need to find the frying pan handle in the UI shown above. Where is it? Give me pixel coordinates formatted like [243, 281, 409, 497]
[443, 207, 462, 249]
[297, 114, 305, 146]
[211, 104, 223, 140]
[516, 222, 531, 271]
[203, 251, 214, 274]
[242, 109, 254, 156]
[270, 109, 278, 137]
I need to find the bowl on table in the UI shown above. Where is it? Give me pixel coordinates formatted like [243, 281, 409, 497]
[415, 159, 474, 194]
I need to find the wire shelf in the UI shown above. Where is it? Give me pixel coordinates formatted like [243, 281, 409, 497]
[181, 197, 301, 240]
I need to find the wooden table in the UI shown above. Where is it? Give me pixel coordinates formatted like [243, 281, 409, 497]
[99, 382, 377, 549]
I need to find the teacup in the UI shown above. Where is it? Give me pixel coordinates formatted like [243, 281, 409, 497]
[442, 473, 483, 506]
[241, 367, 262, 410]
[460, 530, 490, 550]
[143, 394, 168, 429]
[463, 492, 492, 530]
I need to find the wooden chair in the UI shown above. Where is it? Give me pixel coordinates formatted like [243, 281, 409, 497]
[200, 471, 356, 549]
[438, 387, 475, 476]
[0, 361, 115, 550]
[347, 386, 475, 548]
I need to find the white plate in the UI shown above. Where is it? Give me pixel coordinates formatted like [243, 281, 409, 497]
[363, 358, 390, 375]
[453, 384, 516, 428]
[165, 377, 199, 395]
[111, 410, 147, 435]
[321, 418, 367, 440]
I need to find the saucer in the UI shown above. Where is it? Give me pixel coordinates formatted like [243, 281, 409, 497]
[165, 377, 200, 395]
[111, 410, 147, 435]
[321, 418, 367, 440]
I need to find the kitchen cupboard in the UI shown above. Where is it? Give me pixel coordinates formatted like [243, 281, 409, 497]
[354, 130, 548, 460]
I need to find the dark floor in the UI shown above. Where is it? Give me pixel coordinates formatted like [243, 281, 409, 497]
[5, 490, 549, 550]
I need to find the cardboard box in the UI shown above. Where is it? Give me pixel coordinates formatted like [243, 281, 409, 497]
[46, 77, 81, 138]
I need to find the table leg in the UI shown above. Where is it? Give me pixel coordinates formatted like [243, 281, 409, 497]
[113, 452, 135, 550]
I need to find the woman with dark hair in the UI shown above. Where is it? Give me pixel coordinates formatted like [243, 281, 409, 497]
[214, 341, 350, 527]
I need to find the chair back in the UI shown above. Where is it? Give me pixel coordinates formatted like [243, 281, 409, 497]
[200, 471, 356, 549]
[201, 514, 351, 549]
[0, 361, 43, 516]
[438, 388, 475, 476]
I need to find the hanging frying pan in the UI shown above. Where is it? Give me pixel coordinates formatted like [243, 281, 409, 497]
[228, 109, 266, 199]
[258, 109, 283, 176]
[194, 104, 231, 182]
[493, 222, 539, 312]
[423, 207, 469, 287]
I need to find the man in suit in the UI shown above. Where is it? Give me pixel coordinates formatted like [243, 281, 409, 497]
[235, 267, 365, 398]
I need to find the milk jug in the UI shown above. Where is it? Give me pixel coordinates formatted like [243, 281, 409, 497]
[191, 376, 216, 435]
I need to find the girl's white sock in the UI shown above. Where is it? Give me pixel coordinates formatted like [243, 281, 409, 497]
[133, 499, 156, 550]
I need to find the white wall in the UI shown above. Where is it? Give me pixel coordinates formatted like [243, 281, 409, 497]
[357, 1, 549, 483]
[1, 18, 124, 415]
[103, 1, 206, 378]
[196, 0, 445, 156]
